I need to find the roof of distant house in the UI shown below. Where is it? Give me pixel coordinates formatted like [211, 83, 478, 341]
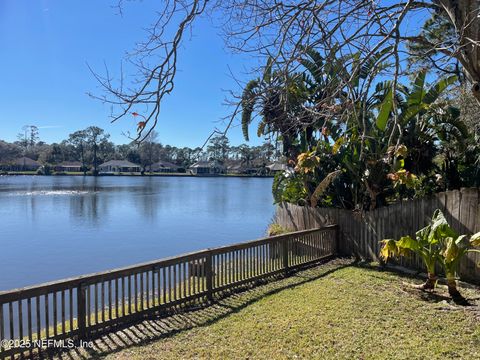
[151, 160, 179, 168]
[190, 160, 224, 168]
[58, 161, 82, 167]
[266, 162, 287, 171]
[227, 163, 243, 170]
[14, 157, 41, 166]
[225, 159, 266, 169]
[99, 160, 140, 167]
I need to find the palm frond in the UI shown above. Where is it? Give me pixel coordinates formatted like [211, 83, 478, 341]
[257, 120, 266, 137]
[241, 79, 260, 141]
[310, 170, 342, 207]
[423, 75, 457, 104]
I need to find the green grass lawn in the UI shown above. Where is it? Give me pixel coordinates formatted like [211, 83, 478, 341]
[73, 259, 480, 359]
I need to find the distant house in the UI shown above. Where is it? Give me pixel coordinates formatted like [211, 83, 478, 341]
[149, 160, 181, 173]
[7, 157, 41, 171]
[244, 166, 265, 175]
[99, 160, 141, 173]
[266, 162, 287, 173]
[55, 161, 83, 172]
[245, 159, 268, 175]
[226, 161, 243, 175]
[189, 160, 225, 175]
[225, 159, 269, 175]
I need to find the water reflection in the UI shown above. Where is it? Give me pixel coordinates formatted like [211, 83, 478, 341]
[69, 191, 103, 226]
[0, 176, 274, 290]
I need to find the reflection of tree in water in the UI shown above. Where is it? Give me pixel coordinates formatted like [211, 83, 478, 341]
[69, 190, 102, 226]
[28, 192, 38, 222]
[68, 177, 166, 225]
[69, 177, 105, 226]
[61, 176, 271, 228]
[206, 179, 228, 215]
[133, 177, 171, 222]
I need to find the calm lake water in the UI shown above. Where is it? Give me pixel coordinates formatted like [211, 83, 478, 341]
[0, 176, 274, 291]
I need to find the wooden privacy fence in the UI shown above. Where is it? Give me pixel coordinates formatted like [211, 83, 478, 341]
[0, 226, 337, 359]
[275, 188, 480, 283]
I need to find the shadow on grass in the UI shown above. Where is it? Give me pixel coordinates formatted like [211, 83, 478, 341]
[39, 258, 355, 360]
[353, 261, 476, 306]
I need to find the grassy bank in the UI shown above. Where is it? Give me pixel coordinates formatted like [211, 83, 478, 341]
[61, 259, 480, 359]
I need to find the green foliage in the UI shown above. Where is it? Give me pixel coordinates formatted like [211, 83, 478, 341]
[399, 70, 457, 125]
[239, 42, 477, 209]
[272, 171, 308, 205]
[376, 88, 393, 131]
[206, 134, 230, 162]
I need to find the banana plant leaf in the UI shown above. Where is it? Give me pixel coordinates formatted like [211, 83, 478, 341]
[376, 88, 393, 131]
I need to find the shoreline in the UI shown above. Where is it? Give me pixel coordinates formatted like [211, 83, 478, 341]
[0, 171, 274, 178]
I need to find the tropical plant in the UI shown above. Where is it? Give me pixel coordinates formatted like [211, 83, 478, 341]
[241, 45, 474, 211]
[438, 226, 480, 299]
[240, 69, 309, 160]
[380, 225, 441, 291]
[380, 209, 480, 300]
[308, 68, 463, 209]
[392, 70, 466, 187]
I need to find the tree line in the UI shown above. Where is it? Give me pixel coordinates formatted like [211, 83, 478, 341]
[0, 125, 279, 174]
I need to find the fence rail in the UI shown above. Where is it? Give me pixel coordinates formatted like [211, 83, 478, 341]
[0, 225, 337, 359]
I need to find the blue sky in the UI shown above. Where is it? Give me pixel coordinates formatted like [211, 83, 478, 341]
[0, 0, 262, 147]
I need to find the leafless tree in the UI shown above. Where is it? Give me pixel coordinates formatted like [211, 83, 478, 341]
[91, 0, 480, 142]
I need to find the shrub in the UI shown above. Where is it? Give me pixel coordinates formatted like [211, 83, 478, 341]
[267, 223, 294, 236]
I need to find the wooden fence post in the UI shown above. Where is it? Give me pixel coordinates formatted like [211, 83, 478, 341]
[283, 237, 289, 275]
[77, 283, 87, 340]
[334, 225, 340, 255]
[205, 252, 213, 302]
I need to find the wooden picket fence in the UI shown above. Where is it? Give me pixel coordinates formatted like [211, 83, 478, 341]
[0, 226, 337, 359]
[275, 188, 480, 283]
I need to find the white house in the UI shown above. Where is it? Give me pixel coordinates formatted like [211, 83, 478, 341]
[55, 161, 83, 172]
[149, 160, 181, 173]
[189, 160, 225, 175]
[99, 160, 141, 173]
